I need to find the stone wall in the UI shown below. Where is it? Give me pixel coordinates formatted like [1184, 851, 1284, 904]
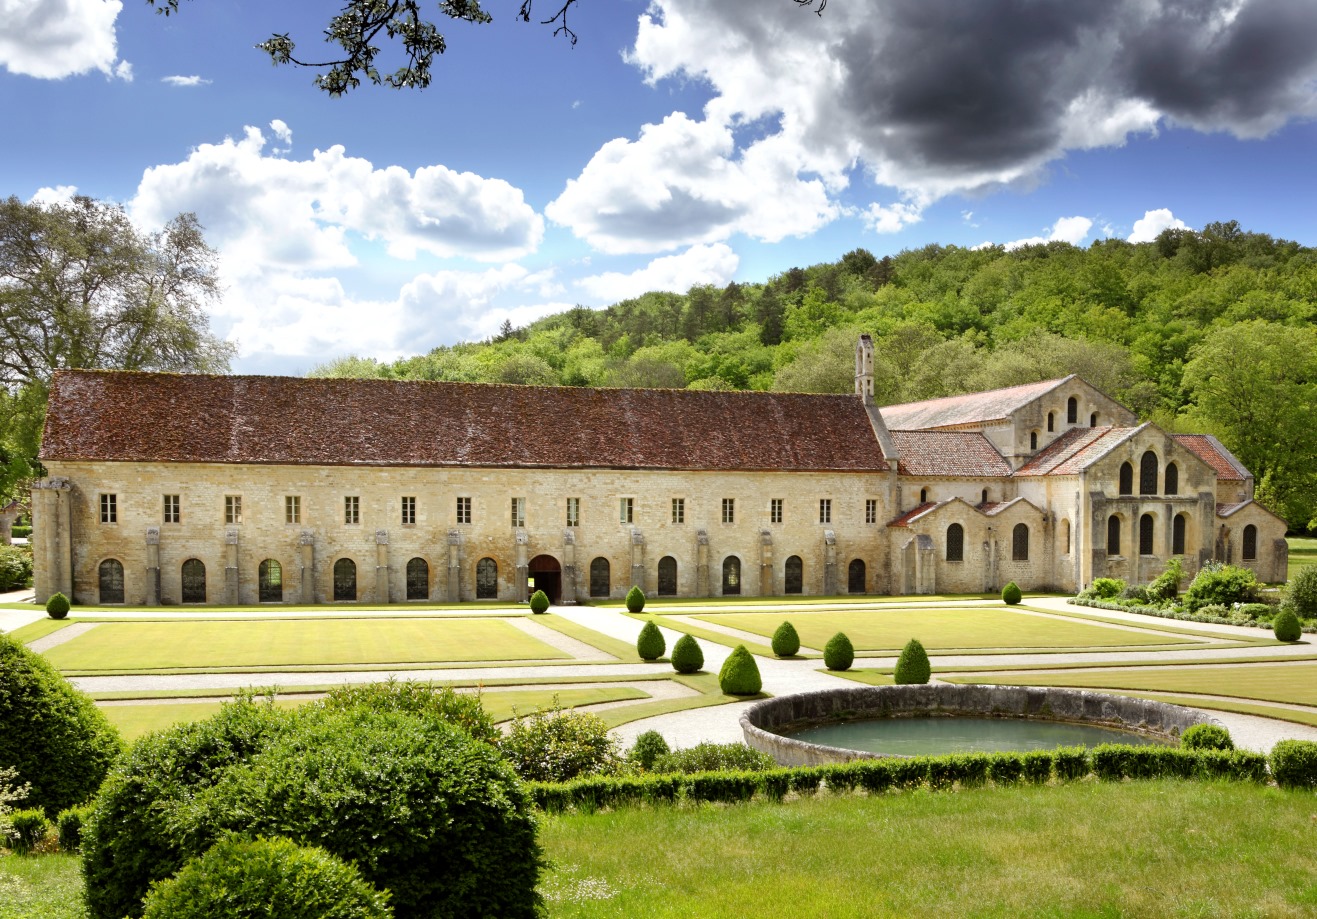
[740, 684, 1220, 766]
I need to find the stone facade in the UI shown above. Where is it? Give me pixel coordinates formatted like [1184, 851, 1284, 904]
[32, 337, 1288, 605]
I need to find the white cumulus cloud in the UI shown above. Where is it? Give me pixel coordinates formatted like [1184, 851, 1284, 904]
[577, 243, 740, 302]
[998, 216, 1095, 251]
[162, 75, 211, 87]
[1128, 208, 1188, 243]
[0, 0, 127, 80]
[28, 185, 79, 206]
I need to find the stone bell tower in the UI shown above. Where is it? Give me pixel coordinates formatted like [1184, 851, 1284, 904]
[855, 333, 876, 400]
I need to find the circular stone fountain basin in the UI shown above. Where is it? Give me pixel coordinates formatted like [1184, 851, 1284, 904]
[741, 684, 1220, 766]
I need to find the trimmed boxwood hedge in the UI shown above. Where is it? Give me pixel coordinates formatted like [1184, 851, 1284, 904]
[1269, 739, 1317, 789]
[718, 645, 762, 695]
[670, 633, 704, 674]
[771, 621, 801, 657]
[636, 620, 666, 661]
[823, 632, 854, 671]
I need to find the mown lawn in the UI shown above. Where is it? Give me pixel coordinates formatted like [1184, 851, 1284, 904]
[1289, 536, 1317, 581]
[539, 781, 1317, 918]
[691, 607, 1189, 653]
[42, 617, 568, 671]
[951, 660, 1317, 707]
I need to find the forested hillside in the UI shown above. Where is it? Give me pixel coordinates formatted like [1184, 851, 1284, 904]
[313, 221, 1317, 532]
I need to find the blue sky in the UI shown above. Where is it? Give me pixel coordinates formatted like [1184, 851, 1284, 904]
[3, 0, 1315, 375]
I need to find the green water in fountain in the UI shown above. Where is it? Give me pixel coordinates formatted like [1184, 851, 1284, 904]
[789, 715, 1172, 756]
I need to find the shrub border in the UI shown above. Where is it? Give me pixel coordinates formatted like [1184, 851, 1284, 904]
[1069, 597, 1317, 634]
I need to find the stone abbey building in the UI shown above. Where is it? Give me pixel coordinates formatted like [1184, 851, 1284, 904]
[32, 337, 1287, 607]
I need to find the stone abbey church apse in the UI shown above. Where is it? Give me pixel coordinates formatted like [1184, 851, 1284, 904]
[32, 337, 1286, 607]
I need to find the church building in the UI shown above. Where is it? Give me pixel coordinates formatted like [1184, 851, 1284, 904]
[31, 336, 1287, 606]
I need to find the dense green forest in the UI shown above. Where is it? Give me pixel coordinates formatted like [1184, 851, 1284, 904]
[312, 222, 1317, 532]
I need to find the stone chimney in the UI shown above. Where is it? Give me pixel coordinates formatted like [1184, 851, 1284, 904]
[855, 334, 875, 401]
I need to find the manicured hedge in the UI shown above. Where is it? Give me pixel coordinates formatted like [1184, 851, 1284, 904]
[1070, 597, 1317, 633]
[1269, 739, 1317, 789]
[56, 804, 92, 852]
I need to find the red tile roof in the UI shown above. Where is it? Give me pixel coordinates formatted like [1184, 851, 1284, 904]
[887, 502, 940, 527]
[1015, 426, 1140, 476]
[890, 431, 1011, 477]
[1216, 501, 1250, 517]
[1174, 435, 1248, 482]
[880, 377, 1074, 431]
[41, 371, 892, 472]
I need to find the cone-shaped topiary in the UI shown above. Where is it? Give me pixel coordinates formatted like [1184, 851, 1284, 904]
[626, 585, 646, 612]
[823, 632, 854, 671]
[1002, 581, 1023, 605]
[894, 638, 931, 684]
[771, 621, 800, 657]
[46, 592, 70, 620]
[1273, 608, 1302, 642]
[718, 645, 762, 695]
[529, 590, 549, 614]
[636, 620, 666, 660]
[671, 633, 704, 673]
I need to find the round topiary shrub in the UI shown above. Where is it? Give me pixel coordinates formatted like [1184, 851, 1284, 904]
[0, 633, 122, 817]
[499, 702, 620, 783]
[823, 632, 854, 671]
[1180, 723, 1234, 751]
[1002, 581, 1022, 605]
[626, 585, 646, 612]
[718, 645, 762, 695]
[528, 589, 549, 614]
[670, 633, 704, 674]
[45, 592, 70, 620]
[894, 638, 931, 684]
[139, 836, 392, 919]
[626, 730, 671, 771]
[1269, 739, 1317, 789]
[1273, 608, 1302, 642]
[771, 621, 800, 657]
[636, 620, 666, 660]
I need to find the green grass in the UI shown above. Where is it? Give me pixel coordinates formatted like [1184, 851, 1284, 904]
[0, 853, 86, 919]
[1289, 536, 1317, 581]
[4, 619, 69, 643]
[538, 781, 1317, 918]
[689, 607, 1191, 653]
[97, 686, 651, 741]
[42, 617, 569, 672]
[947, 661, 1317, 707]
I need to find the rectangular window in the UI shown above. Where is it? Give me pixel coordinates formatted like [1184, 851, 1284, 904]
[770, 498, 783, 525]
[225, 495, 242, 525]
[100, 493, 117, 524]
[671, 498, 685, 524]
[722, 498, 735, 524]
[511, 497, 526, 528]
[285, 495, 301, 525]
[566, 497, 580, 528]
[619, 497, 634, 525]
[163, 494, 180, 524]
[865, 498, 878, 525]
[819, 498, 832, 525]
[457, 496, 472, 525]
[344, 496, 360, 525]
[401, 496, 416, 526]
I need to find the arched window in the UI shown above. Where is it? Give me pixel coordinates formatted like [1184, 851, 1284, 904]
[589, 557, 610, 598]
[1090, 412, 1098, 427]
[1030, 431, 1038, 451]
[785, 555, 803, 594]
[334, 558, 357, 601]
[1173, 514, 1187, 555]
[258, 559, 282, 603]
[981, 488, 989, 504]
[99, 558, 124, 604]
[1062, 519, 1071, 555]
[848, 559, 866, 593]
[1165, 463, 1179, 496]
[1047, 412, 1054, 432]
[1140, 451, 1159, 495]
[1067, 397, 1078, 424]
[657, 556, 677, 596]
[1242, 524, 1258, 561]
[722, 556, 741, 595]
[1139, 514, 1155, 556]
[946, 523, 964, 562]
[919, 488, 928, 504]
[181, 559, 206, 603]
[1107, 516, 1122, 555]
[406, 557, 429, 600]
[477, 557, 499, 599]
[1119, 462, 1134, 495]
[1012, 523, 1029, 561]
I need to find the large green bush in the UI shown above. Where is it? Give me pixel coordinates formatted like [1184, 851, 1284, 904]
[1085, 578, 1126, 600]
[319, 678, 498, 744]
[1001, 581, 1022, 605]
[8, 808, 49, 855]
[499, 701, 620, 782]
[771, 621, 800, 657]
[626, 731, 670, 771]
[56, 804, 92, 852]
[650, 742, 776, 774]
[0, 544, 32, 591]
[140, 836, 392, 919]
[1184, 562, 1259, 611]
[636, 620, 666, 660]
[46, 591, 70, 619]
[894, 638, 931, 684]
[626, 585, 646, 612]
[529, 589, 549, 614]
[718, 645, 762, 695]
[0, 633, 122, 817]
[1146, 557, 1185, 603]
[1269, 739, 1317, 789]
[1180, 724, 1234, 751]
[670, 633, 704, 673]
[1286, 565, 1317, 619]
[1272, 608, 1302, 642]
[823, 631, 854, 671]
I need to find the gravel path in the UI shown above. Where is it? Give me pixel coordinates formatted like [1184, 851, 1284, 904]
[25, 622, 99, 652]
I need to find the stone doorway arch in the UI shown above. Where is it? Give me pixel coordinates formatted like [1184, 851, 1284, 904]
[528, 554, 562, 604]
